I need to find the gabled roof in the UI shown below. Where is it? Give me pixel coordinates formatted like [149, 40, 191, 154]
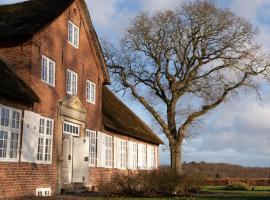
[102, 87, 163, 145]
[0, 0, 110, 84]
[0, 54, 40, 103]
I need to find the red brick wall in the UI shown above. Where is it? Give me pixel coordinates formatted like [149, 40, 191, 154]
[0, 0, 160, 198]
[0, 0, 106, 198]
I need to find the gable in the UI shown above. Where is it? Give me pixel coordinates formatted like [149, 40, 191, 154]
[0, 0, 110, 84]
[59, 95, 87, 122]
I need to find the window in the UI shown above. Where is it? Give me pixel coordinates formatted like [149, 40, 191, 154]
[105, 135, 112, 167]
[63, 121, 80, 136]
[36, 188, 51, 197]
[86, 80, 96, 104]
[119, 139, 127, 169]
[86, 129, 96, 166]
[141, 144, 147, 169]
[68, 20, 79, 48]
[148, 146, 155, 169]
[66, 69, 78, 95]
[37, 117, 53, 164]
[132, 142, 138, 169]
[41, 55, 55, 86]
[0, 105, 21, 162]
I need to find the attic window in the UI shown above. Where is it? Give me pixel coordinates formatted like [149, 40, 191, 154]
[68, 20, 79, 48]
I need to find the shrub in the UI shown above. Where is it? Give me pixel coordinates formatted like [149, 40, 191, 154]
[224, 181, 251, 191]
[98, 170, 204, 197]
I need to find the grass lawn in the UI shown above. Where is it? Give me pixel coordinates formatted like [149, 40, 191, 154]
[30, 186, 270, 200]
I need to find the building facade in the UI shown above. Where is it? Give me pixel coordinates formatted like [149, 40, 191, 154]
[0, 0, 163, 199]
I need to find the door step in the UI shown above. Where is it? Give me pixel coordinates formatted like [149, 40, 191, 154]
[61, 183, 89, 194]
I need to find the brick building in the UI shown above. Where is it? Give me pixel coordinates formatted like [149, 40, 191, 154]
[0, 0, 163, 198]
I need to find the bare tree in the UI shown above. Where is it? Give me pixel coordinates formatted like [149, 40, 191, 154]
[102, 0, 270, 173]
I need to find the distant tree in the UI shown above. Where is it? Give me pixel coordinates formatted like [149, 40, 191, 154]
[215, 172, 221, 179]
[103, 0, 270, 173]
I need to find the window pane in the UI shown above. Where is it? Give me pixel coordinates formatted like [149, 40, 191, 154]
[9, 132, 19, 158]
[42, 57, 47, 82]
[39, 119, 45, 134]
[37, 137, 44, 161]
[68, 22, 73, 43]
[46, 120, 52, 136]
[45, 139, 52, 162]
[66, 70, 71, 93]
[48, 62, 54, 85]
[74, 27, 78, 47]
[12, 111, 20, 129]
[0, 131, 8, 158]
[1, 108, 9, 127]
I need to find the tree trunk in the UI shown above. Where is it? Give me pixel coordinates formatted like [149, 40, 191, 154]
[170, 142, 182, 174]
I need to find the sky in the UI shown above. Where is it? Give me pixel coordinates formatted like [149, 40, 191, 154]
[1, 0, 270, 167]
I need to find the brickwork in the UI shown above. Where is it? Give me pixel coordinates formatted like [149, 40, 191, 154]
[0, 0, 159, 198]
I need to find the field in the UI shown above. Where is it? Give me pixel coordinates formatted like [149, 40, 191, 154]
[27, 186, 270, 200]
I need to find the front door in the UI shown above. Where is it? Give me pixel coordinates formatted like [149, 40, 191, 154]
[62, 135, 89, 184]
[72, 138, 89, 183]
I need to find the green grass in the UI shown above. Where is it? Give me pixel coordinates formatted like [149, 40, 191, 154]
[41, 186, 270, 200]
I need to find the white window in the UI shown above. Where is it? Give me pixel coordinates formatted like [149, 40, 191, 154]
[68, 20, 79, 48]
[0, 105, 21, 162]
[41, 55, 55, 87]
[105, 135, 113, 167]
[86, 80, 96, 104]
[86, 129, 96, 166]
[37, 117, 53, 164]
[36, 188, 51, 197]
[66, 69, 78, 95]
[148, 146, 155, 169]
[63, 121, 80, 136]
[119, 139, 127, 169]
[132, 142, 138, 169]
[138, 143, 147, 169]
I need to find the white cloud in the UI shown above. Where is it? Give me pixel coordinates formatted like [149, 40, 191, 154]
[138, 0, 182, 12]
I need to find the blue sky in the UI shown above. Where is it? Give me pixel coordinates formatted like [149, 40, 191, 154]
[2, 0, 270, 167]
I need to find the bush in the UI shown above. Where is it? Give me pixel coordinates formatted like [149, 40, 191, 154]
[98, 170, 204, 197]
[224, 181, 251, 191]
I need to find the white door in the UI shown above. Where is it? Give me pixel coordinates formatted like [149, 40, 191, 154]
[72, 138, 89, 183]
[62, 135, 73, 184]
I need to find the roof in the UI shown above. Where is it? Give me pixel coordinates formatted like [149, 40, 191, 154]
[0, 0, 110, 84]
[0, 54, 40, 103]
[102, 87, 163, 145]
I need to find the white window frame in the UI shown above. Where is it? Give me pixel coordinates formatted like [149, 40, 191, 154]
[41, 55, 55, 87]
[0, 105, 21, 162]
[148, 146, 155, 169]
[132, 142, 138, 170]
[86, 129, 97, 167]
[104, 134, 113, 168]
[119, 139, 127, 169]
[63, 121, 80, 136]
[66, 69, 78, 95]
[68, 20, 79, 48]
[141, 144, 147, 169]
[86, 80, 96, 104]
[36, 116, 54, 164]
[36, 188, 51, 197]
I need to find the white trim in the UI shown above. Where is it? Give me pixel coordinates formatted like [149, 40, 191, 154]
[41, 55, 55, 87]
[118, 138, 127, 170]
[86, 129, 97, 167]
[36, 187, 51, 197]
[36, 116, 54, 165]
[63, 121, 80, 136]
[68, 20, 79, 49]
[86, 80, 96, 104]
[0, 104, 22, 162]
[66, 68, 78, 95]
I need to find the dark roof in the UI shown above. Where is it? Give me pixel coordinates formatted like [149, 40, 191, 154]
[0, 0, 110, 84]
[0, 0, 74, 45]
[0, 54, 40, 103]
[102, 87, 163, 145]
